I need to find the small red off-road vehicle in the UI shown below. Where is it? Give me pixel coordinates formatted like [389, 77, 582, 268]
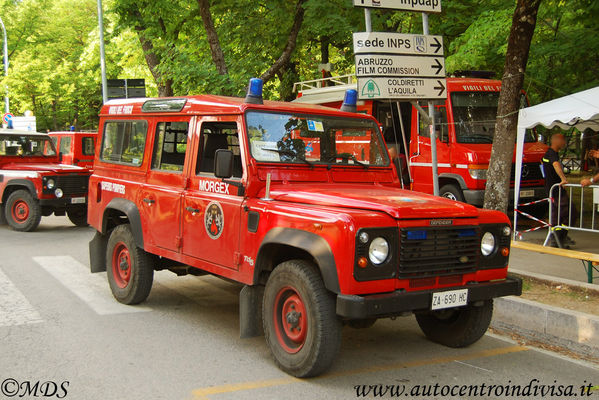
[49, 131, 97, 169]
[0, 129, 90, 231]
[88, 80, 521, 377]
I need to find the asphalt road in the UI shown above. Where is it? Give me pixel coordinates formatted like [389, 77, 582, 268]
[0, 216, 598, 400]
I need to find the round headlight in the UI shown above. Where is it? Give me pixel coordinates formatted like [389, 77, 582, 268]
[55, 188, 63, 198]
[502, 226, 511, 237]
[47, 179, 55, 189]
[358, 232, 369, 244]
[368, 237, 389, 265]
[481, 232, 496, 256]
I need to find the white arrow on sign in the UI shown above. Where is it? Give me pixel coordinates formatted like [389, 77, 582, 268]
[353, 0, 441, 13]
[356, 54, 445, 78]
[353, 32, 443, 56]
[357, 77, 447, 100]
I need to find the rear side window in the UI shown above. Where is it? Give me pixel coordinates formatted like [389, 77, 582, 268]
[59, 136, 72, 154]
[151, 121, 189, 172]
[101, 121, 148, 166]
[82, 137, 95, 156]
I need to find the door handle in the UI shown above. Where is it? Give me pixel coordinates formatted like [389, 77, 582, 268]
[143, 198, 155, 205]
[186, 206, 200, 214]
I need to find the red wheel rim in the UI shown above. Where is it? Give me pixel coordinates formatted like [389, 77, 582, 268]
[111, 242, 131, 289]
[11, 200, 30, 223]
[273, 286, 308, 354]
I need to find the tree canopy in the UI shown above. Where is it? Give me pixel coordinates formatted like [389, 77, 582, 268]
[0, 0, 597, 131]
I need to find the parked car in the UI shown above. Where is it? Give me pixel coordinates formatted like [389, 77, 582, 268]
[49, 131, 96, 169]
[0, 129, 91, 231]
[88, 80, 521, 377]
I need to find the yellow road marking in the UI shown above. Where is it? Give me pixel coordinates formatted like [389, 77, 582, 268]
[191, 345, 528, 399]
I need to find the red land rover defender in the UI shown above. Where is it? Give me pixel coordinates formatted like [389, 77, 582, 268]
[88, 79, 521, 377]
[49, 131, 97, 169]
[293, 73, 548, 209]
[0, 130, 91, 231]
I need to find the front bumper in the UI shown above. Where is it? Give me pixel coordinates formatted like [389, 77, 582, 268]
[39, 196, 87, 208]
[336, 276, 522, 319]
[463, 187, 545, 207]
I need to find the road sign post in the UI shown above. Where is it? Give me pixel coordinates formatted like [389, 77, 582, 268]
[353, 0, 444, 196]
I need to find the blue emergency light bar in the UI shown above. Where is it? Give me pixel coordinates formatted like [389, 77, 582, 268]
[245, 78, 264, 105]
[340, 89, 358, 113]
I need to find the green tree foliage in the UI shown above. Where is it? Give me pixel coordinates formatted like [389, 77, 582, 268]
[1, 0, 597, 131]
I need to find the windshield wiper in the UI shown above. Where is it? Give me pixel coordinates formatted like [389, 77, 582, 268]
[262, 148, 314, 166]
[463, 134, 493, 143]
[327, 153, 368, 169]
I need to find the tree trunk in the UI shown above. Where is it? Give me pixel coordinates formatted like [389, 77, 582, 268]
[260, 0, 307, 83]
[135, 28, 174, 97]
[483, 0, 542, 213]
[197, 0, 228, 75]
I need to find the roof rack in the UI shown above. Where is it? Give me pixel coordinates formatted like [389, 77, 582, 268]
[293, 74, 357, 93]
[451, 70, 496, 79]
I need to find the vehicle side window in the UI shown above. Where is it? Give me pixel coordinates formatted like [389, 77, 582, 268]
[419, 106, 448, 142]
[151, 121, 189, 172]
[197, 122, 242, 178]
[100, 120, 148, 166]
[59, 136, 72, 154]
[82, 137, 95, 156]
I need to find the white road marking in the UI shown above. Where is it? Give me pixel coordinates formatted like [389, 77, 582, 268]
[33, 256, 151, 315]
[453, 360, 493, 373]
[0, 268, 43, 327]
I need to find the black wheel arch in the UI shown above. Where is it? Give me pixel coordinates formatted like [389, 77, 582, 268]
[101, 198, 144, 249]
[438, 173, 468, 191]
[254, 228, 340, 294]
[2, 179, 37, 203]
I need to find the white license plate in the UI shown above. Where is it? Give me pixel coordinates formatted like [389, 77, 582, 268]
[520, 190, 535, 198]
[431, 289, 468, 310]
[70, 197, 86, 204]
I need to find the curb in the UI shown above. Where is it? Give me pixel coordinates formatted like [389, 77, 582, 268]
[510, 268, 599, 293]
[491, 296, 599, 359]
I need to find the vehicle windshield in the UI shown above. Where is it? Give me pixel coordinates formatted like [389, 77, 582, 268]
[451, 92, 536, 144]
[0, 135, 57, 157]
[245, 111, 389, 167]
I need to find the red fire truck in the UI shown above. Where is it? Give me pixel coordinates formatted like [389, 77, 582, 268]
[88, 79, 520, 377]
[294, 72, 547, 207]
[49, 131, 97, 169]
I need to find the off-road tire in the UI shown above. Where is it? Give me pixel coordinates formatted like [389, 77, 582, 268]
[439, 184, 466, 203]
[5, 190, 42, 232]
[415, 300, 493, 348]
[263, 260, 342, 378]
[106, 224, 153, 305]
[67, 207, 88, 227]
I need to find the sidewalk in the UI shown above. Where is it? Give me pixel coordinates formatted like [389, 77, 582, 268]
[490, 228, 599, 361]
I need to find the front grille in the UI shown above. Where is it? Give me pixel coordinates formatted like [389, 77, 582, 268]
[510, 163, 543, 182]
[399, 227, 479, 279]
[55, 175, 89, 195]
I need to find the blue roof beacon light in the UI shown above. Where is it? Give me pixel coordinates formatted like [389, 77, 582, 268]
[340, 89, 358, 113]
[245, 78, 264, 105]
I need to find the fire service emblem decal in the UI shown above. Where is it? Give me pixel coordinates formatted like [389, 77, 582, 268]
[205, 201, 224, 239]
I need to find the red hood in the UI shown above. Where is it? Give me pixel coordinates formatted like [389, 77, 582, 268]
[1, 162, 87, 174]
[269, 184, 479, 219]
[452, 141, 548, 164]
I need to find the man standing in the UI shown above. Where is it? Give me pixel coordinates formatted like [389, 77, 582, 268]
[581, 149, 599, 187]
[542, 133, 573, 247]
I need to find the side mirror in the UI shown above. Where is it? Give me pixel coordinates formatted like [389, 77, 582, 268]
[58, 152, 63, 162]
[214, 149, 234, 179]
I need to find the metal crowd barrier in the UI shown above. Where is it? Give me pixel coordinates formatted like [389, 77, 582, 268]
[544, 183, 599, 247]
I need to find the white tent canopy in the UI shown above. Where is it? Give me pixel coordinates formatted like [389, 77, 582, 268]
[514, 86, 599, 235]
